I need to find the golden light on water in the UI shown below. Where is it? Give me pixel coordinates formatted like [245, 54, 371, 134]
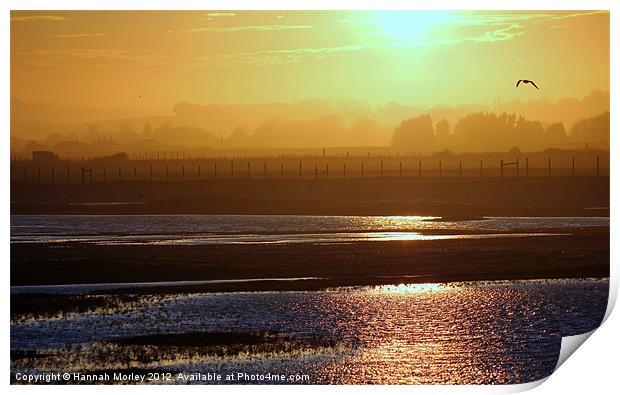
[377, 283, 448, 294]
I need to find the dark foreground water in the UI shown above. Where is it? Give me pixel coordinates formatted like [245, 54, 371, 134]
[10, 278, 608, 384]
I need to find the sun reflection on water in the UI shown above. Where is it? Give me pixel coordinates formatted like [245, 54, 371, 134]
[375, 283, 451, 294]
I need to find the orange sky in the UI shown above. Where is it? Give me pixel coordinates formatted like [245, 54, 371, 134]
[10, 10, 609, 111]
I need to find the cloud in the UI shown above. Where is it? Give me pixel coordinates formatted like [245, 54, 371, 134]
[551, 10, 608, 20]
[54, 33, 104, 39]
[206, 12, 236, 18]
[168, 24, 312, 33]
[471, 23, 525, 42]
[455, 12, 554, 26]
[11, 15, 67, 22]
[453, 10, 607, 29]
[199, 45, 363, 66]
[196, 22, 532, 68]
[18, 49, 167, 68]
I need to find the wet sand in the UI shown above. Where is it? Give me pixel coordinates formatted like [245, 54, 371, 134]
[10, 177, 610, 216]
[11, 227, 609, 290]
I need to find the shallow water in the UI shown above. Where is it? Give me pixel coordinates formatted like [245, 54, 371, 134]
[10, 278, 608, 384]
[10, 214, 608, 245]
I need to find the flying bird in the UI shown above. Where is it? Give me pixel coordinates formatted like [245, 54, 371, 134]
[516, 79, 539, 90]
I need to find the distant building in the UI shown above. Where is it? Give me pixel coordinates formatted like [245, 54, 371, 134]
[32, 151, 59, 161]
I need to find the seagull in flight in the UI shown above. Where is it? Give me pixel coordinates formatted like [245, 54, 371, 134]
[516, 79, 539, 90]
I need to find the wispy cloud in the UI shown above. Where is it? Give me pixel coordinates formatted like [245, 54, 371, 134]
[551, 10, 608, 20]
[196, 23, 529, 68]
[18, 49, 167, 68]
[199, 45, 363, 66]
[54, 33, 104, 39]
[168, 24, 312, 33]
[197, 12, 238, 21]
[207, 12, 236, 18]
[471, 23, 525, 42]
[453, 10, 607, 30]
[11, 15, 67, 22]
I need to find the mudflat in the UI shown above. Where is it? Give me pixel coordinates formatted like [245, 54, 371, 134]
[11, 227, 609, 290]
[10, 176, 610, 216]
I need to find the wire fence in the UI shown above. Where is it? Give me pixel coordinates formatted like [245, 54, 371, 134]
[10, 154, 608, 184]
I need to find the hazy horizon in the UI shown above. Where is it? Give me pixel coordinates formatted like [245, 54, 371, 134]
[11, 10, 610, 153]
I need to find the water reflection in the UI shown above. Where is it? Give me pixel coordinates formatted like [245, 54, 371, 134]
[11, 279, 608, 384]
[377, 283, 449, 294]
[11, 214, 609, 240]
[11, 231, 564, 245]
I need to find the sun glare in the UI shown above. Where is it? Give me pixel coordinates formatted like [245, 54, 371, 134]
[372, 11, 453, 40]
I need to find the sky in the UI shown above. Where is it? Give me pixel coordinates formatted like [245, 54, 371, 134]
[10, 10, 610, 112]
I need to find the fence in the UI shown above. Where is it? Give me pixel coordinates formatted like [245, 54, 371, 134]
[10, 154, 609, 184]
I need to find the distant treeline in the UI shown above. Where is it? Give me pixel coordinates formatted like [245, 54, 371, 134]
[392, 111, 609, 152]
[11, 108, 610, 157]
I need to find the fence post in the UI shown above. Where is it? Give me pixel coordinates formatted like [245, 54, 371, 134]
[299, 160, 302, 178]
[214, 163, 217, 180]
[134, 166, 137, 181]
[150, 165, 153, 182]
[182, 165, 185, 181]
[361, 161, 364, 178]
[480, 160, 483, 177]
[326, 164, 329, 180]
[439, 161, 442, 177]
[315, 163, 318, 180]
[459, 161, 462, 178]
[231, 161, 234, 178]
[380, 160, 383, 177]
[525, 158, 529, 178]
[166, 165, 169, 182]
[264, 163, 267, 179]
[516, 158, 519, 177]
[247, 161, 251, 178]
[281, 162, 284, 179]
[500, 160, 504, 177]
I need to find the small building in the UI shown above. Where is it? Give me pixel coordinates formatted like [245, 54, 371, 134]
[32, 151, 59, 161]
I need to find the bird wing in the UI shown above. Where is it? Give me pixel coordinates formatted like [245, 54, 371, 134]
[529, 81, 539, 90]
[516, 80, 522, 87]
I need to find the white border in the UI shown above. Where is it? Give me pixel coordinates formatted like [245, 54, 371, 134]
[2, 1, 617, 394]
